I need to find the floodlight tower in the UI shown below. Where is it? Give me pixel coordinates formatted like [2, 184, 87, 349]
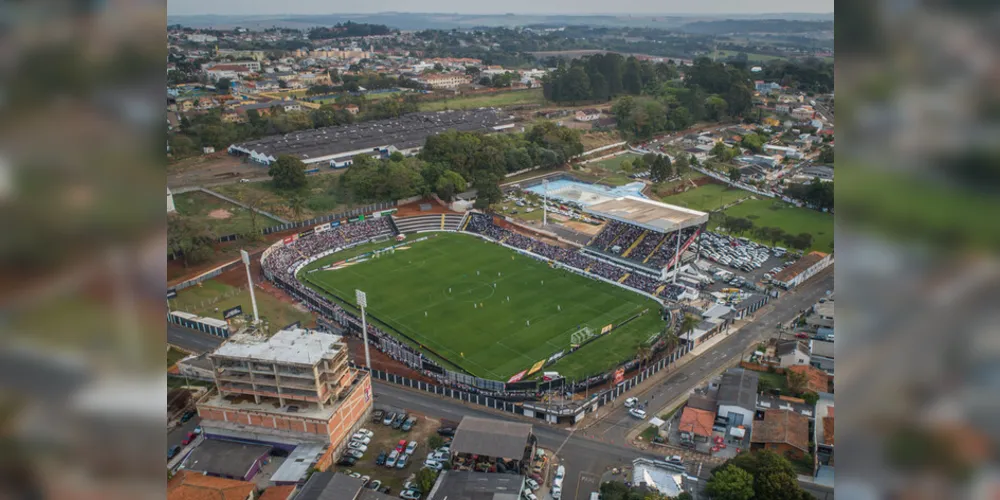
[241, 249, 260, 324]
[356, 289, 371, 369]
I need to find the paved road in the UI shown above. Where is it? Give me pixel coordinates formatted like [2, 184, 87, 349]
[168, 324, 225, 353]
[581, 267, 835, 450]
[372, 380, 663, 500]
[168, 416, 202, 449]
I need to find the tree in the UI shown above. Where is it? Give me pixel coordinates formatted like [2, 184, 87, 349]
[705, 95, 729, 121]
[433, 62, 444, 71]
[269, 155, 307, 190]
[167, 214, 215, 267]
[718, 450, 810, 500]
[706, 464, 755, 500]
[415, 468, 438, 493]
[674, 154, 689, 171]
[389, 151, 405, 162]
[428, 435, 445, 450]
[728, 167, 742, 182]
[288, 194, 305, 221]
[785, 232, 813, 251]
[215, 77, 232, 92]
[801, 391, 819, 406]
[818, 145, 834, 164]
[434, 170, 467, 201]
[787, 369, 809, 394]
[678, 313, 700, 342]
[650, 155, 673, 183]
[726, 216, 754, 235]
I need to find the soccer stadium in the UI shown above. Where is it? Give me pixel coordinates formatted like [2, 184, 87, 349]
[260, 198, 708, 386]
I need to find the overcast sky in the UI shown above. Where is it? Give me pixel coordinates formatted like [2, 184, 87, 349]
[167, 0, 832, 16]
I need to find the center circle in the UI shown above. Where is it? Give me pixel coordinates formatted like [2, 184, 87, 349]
[444, 281, 497, 302]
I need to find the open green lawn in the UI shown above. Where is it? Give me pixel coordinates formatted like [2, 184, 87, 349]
[588, 152, 643, 172]
[719, 198, 834, 252]
[213, 173, 350, 222]
[173, 191, 281, 236]
[170, 279, 314, 332]
[298, 232, 664, 380]
[661, 183, 751, 212]
[419, 88, 546, 112]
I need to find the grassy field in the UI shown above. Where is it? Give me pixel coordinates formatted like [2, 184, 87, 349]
[173, 191, 282, 235]
[213, 173, 350, 222]
[419, 88, 546, 112]
[587, 152, 643, 172]
[170, 279, 314, 332]
[719, 198, 835, 252]
[298, 232, 664, 380]
[661, 183, 750, 212]
[571, 171, 636, 187]
[168, 346, 190, 368]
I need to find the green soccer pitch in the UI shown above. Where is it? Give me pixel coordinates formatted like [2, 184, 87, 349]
[297, 232, 666, 381]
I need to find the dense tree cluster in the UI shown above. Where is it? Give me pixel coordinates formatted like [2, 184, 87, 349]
[598, 480, 683, 500]
[609, 57, 754, 139]
[784, 178, 834, 211]
[339, 122, 583, 207]
[710, 450, 815, 500]
[308, 21, 393, 40]
[758, 59, 834, 93]
[542, 53, 680, 103]
[722, 214, 816, 251]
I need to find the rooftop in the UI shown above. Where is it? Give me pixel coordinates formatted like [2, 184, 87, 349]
[786, 364, 830, 394]
[679, 407, 715, 438]
[773, 251, 830, 284]
[584, 196, 708, 234]
[212, 327, 345, 366]
[776, 340, 809, 358]
[631, 458, 684, 498]
[811, 339, 835, 359]
[451, 416, 533, 459]
[751, 409, 810, 453]
[269, 442, 329, 483]
[259, 485, 296, 500]
[297, 472, 362, 500]
[718, 368, 759, 412]
[168, 470, 257, 500]
[815, 393, 835, 447]
[182, 439, 272, 480]
[200, 370, 366, 421]
[428, 470, 525, 500]
[230, 109, 513, 164]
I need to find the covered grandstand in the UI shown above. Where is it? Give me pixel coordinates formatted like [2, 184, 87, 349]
[583, 197, 709, 280]
[228, 109, 515, 167]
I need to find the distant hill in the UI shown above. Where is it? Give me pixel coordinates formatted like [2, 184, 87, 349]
[678, 19, 834, 34]
[166, 12, 833, 31]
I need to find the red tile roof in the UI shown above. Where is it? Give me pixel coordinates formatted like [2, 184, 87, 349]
[751, 409, 810, 453]
[786, 364, 830, 394]
[259, 485, 296, 500]
[679, 407, 715, 438]
[168, 471, 256, 500]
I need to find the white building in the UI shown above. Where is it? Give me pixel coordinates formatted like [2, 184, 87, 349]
[418, 73, 470, 89]
[716, 368, 758, 427]
[631, 458, 686, 497]
[186, 33, 218, 43]
[772, 251, 833, 289]
[167, 187, 176, 213]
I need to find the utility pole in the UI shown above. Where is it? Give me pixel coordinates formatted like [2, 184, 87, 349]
[542, 179, 548, 226]
[356, 289, 371, 369]
[241, 250, 260, 324]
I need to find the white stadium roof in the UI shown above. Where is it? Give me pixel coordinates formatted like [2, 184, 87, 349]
[584, 196, 709, 234]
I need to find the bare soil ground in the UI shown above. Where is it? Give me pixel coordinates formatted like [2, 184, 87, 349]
[168, 153, 268, 189]
[562, 220, 602, 235]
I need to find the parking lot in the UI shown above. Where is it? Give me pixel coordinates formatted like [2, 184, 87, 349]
[694, 231, 799, 292]
[331, 408, 454, 497]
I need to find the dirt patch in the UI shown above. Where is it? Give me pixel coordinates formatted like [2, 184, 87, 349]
[562, 220, 602, 235]
[208, 208, 232, 220]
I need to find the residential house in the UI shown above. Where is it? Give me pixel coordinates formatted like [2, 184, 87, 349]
[258, 486, 296, 500]
[786, 364, 830, 394]
[230, 60, 262, 72]
[791, 106, 816, 120]
[222, 110, 247, 123]
[776, 104, 791, 114]
[777, 340, 811, 368]
[167, 470, 257, 500]
[814, 392, 835, 472]
[750, 409, 811, 460]
[344, 104, 360, 115]
[574, 109, 602, 121]
[678, 407, 715, 446]
[716, 368, 759, 428]
[810, 340, 835, 374]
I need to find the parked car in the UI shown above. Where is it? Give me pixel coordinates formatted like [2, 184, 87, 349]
[386, 450, 400, 468]
[346, 449, 364, 459]
[624, 397, 638, 408]
[348, 442, 368, 453]
[192, 426, 202, 435]
[383, 412, 396, 426]
[523, 491, 537, 500]
[351, 436, 371, 446]
[354, 428, 374, 439]
[180, 411, 196, 423]
[401, 417, 417, 432]
[551, 485, 562, 500]
[405, 441, 418, 455]
[526, 478, 539, 491]
[396, 454, 409, 469]
[437, 427, 455, 436]
[666, 455, 683, 465]
[423, 459, 444, 471]
[367, 480, 382, 490]
[400, 490, 421, 500]
[795, 332, 810, 339]
[372, 410, 385, 423]
[181, 432, 196, 446]
[629, 407, 647, 419]
[336, 456, 357, 467]
[167, 445, 181, 460]
[402, 482, 421, 493]
[375, 450, 388, 466]
[555, 465, 565, 481]
[395, 439, 407, 453]
[392, 414, 406, 429]
[360, 475, 370, 486]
